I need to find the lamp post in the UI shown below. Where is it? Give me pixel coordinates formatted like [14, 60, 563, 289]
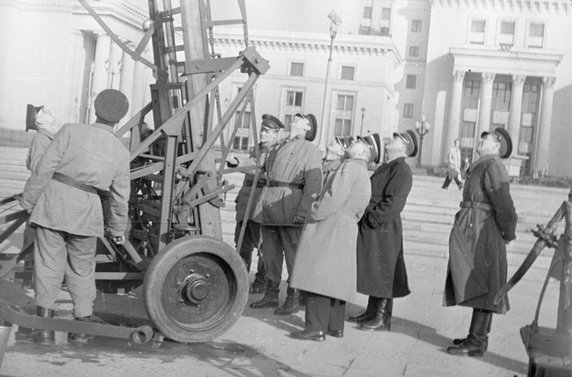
[318, 10, 342, 148]
[360, 107, 366, 135]
[415, 114, 431, 167]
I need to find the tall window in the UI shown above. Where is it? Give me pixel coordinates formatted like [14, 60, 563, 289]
[528, 22, 545, 48]
[470, 19, 486, 44]
[403, 103, 414, 118]
[408, 46, 420, 58]
[492, 81, 511, 112]
[459, 78, 479, 161]
[290, 62, 304, 77]
[381, 8, 391, 20]
[499, 20, 516, 46]
[363, 6, 372, 19]
[406, 74, 416, 89]
[520, 82, 540, 170]
[232, 111, 251, 151]
[334, 94, 354, 136]
[283, 90, 304, 131]
[411, 20, 422, 33]
[341, 66, 355, 80]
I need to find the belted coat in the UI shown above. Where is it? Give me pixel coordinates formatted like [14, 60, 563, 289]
[290, 159, 371, 301]
[260, 136, 322, 226]
[444, 154, 517, 314]
[21, 123, 131, 238]
[356, 157, 412, 298]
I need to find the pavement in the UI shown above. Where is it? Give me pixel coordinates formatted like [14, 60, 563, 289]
[0, 146, 569, 377]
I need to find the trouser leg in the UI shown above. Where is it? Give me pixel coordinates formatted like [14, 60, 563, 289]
[280, 226, 302, 282]
[64, 234, 97, 318]
[454, 175, 463, 189]
[305, 292, 329, 332]
[34, 227, 67, 310]
[328, 299, 346, 332]
[235, 221, 261, 272]
[260, 226, 283, 284]
[442, 175, 451, 189]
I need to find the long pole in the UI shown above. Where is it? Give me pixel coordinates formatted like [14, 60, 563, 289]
[318, 36, 335, 149]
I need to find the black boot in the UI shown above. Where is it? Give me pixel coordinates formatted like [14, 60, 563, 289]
[447, 309, 492, 357]
[31, 306, 55, 345]
[452, 312, 492, 351]
[348, 296, 378, 324]
[274, 287, 300, 315]
[358, 298, 392, 331]
[250, 258, 266, 294]
[250, 280, 279, 308]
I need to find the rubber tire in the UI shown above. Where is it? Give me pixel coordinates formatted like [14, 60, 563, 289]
[143, 236, 248, 343]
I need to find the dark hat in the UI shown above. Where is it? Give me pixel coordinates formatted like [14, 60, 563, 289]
[481, 127, 513, 159]
[94, 89, 129, 123]
[358, 133, 382, 164]
[393, 129, 418, 157]
[334, 136, 354, 151]
[261, 114, 284, 131]
[304, 113, 318, 142]
[26, 104, 42, 132]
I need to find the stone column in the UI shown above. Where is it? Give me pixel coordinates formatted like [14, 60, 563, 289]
[534, 76, 556, 175]
[90, 33, 111, 122]
[120, 42, 136, 118]
[508, 74, 526, 154]
[444, 70, 465, 162]
[132, 59, 148, 116]
[108, 42, 123, 90]
[477, 72, 495, 137]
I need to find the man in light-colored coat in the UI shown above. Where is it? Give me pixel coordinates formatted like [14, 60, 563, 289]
[442, 139, 463, 190]
[250, 113, 322, 314]
[289, 137, 373, 341]
[20, 89, 131, 345]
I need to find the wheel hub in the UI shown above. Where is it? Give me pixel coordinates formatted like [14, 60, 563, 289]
[182, 273, 210, 304]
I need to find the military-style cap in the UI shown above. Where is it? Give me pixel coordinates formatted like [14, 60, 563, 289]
[94, 89, 129, 123]
[393, 129, 418, 158]
[481, 127, 513, 159]
[261, 114, 284, 131]
[293, 113, 318, 142]
[334, 136, 354, 151]
[358, 133, 382, 164]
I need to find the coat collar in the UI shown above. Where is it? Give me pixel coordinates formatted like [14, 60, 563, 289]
[467, 154, 499, 173]
[92, 122, 116, 134]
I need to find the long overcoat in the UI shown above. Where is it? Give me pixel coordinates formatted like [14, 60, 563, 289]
[21, 123, 131, 238]
[356, 157, 412, 298]
[260, 135, 322, 226]
[444, 154, 517, 314]
[290, 159, 371, 301]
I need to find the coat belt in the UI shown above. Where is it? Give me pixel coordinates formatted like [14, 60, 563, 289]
[244, 179, 267, 188]
[268, 180, 304, 189]
[459, 201, 491, 211]
[52, 172, 99, 195]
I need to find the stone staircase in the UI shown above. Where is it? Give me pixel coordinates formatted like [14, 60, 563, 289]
[0, 145, 567, 274]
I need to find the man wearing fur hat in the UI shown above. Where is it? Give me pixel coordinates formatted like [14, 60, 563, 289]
[250, 113, 322, 315]
[445, 127, 517, 357]
[20, 89, 131, 345]
[352, 130, 418, 332]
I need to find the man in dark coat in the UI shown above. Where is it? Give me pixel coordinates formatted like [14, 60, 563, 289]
[445, 127, 517, 357]
[352, 130, 418, 332]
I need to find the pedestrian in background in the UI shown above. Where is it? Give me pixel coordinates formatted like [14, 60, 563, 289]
[445, 127, 517, 357]
[442, 139, 463, 190]
[227, 114, 283, 294]
[250, 113, 322, 315]
[352, 130, 418, 332]
[20, 89, 131, 345]
[289, 135, 375, 341]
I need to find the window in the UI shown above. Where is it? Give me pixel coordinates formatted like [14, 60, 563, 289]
[470, 19, 486, 44]
[283, 90, 304, 131]
[381, 8, 391, 20]
[359, 25, 372, 35]
[379, 27, 390, 36]
[232, 111, 251, 151]
[286, 90, 303, 107]
[341, 66, 355, 80]
[334, 94, 354, 136]
[363, 6, 372, 19]
[499, 20, 515, 46]
[408, 46, 420, 58]
[406, 74, 416, 89]
[411, 20, 422, 33]
[290, 62, 304, 77]
[403, 103, 414, 118]
[528, 22, 545, 48]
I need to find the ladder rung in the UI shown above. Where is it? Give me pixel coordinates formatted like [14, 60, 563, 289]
[210, 19, 246, 27]
[159, 7, 180, 18]
[164, 45, 185, 54]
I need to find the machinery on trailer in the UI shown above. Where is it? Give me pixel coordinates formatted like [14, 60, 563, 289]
[0, 0, 268, 349]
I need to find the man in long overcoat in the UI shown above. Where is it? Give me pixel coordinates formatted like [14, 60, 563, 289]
[353, 130, 418, 331]
[20, 89, 131, 345]
[288, 136, 374, 341]
[250, 113, 322, 314]
[445, 127, 517, 357]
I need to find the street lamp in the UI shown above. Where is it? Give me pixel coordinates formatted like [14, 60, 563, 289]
[360, 107, 366, 135]
[415, 114, 431, 167]
[318, 10, 342, 148]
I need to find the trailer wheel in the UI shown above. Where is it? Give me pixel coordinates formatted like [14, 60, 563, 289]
[143, 236, 248, 343]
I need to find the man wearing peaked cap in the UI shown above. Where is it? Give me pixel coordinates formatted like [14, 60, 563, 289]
[445, 126, 517, 357]
[357, 133, 382, 164]
[261, 113, 284, 131]
[321, 136, 351, 187]
[19, 89, 131, 345]
[351, 130, 416, 332]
